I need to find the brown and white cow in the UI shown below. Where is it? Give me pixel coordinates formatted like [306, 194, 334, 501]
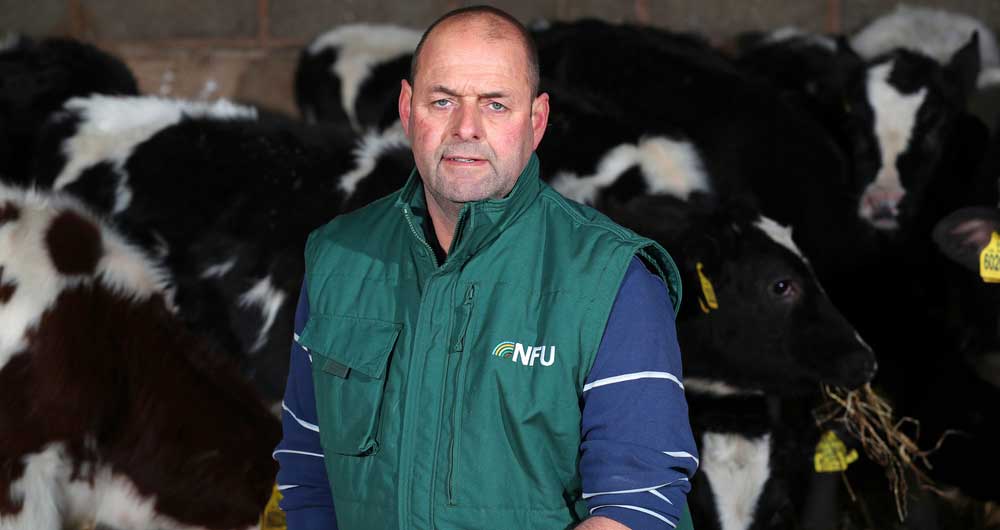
[0, 184, 280, 529]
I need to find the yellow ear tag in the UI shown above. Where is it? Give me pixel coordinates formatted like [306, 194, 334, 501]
[696, 262, 719, 313]
[260, 484, 287, 530]
[814, 430, 859, 473]
[980, 232, 1000, 283]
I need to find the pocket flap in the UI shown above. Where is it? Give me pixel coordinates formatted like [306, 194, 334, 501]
[299, 315, 402, 379]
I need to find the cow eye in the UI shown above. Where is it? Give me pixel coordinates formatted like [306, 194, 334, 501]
[771, 279, 794, 297]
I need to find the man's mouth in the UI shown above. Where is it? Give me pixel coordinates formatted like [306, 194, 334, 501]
[444, 156, 484, 163]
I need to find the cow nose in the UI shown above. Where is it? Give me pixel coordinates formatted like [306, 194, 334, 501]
[860, 185, 905, 229]
[833, 349, 879, 390]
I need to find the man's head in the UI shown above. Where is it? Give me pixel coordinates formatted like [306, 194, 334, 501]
[399, 6, 549, 219]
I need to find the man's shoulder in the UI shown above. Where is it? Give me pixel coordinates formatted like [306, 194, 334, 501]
[308, 190, 403, 245]
[536, 184, 647, 245]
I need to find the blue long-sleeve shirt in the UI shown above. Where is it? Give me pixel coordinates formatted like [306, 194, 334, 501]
[275, 257, 698, 529]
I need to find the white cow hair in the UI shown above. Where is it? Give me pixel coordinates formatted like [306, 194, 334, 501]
[4, 443, 255, 530]
[238, 276, 287, 353]
[684, 377, 762, 397]
[52, 96, 258, 192]
[860, 61, 926, 229]
[308, 24, 421, 131]
[550, 136, 711, 204]
[701, 432, 772, 530]
[764, 26, 837, 51]
[754, 216, 804, 259]
[200, 258, 237, 279]
[338, 123, 410, 196]
[0, 185, 171, 371]
[850, 4, 999, 87]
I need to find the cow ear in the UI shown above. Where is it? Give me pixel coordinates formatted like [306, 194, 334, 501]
[946, 32, 981, 103]
[932, 206, 1000, 272]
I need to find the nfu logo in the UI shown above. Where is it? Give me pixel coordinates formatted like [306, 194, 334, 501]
[492, 341, 556, 367]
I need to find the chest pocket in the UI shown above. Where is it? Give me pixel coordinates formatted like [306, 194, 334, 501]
[299, 314, 402, 456]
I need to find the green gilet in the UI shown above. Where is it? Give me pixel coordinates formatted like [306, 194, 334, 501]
[300, 154, 681, 530]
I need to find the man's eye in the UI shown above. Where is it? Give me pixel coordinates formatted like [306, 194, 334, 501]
[489, 102, 506, 111]
[433, 99, 450, 108]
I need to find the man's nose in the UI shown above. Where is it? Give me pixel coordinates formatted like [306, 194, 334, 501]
[452, 103, 483, 141]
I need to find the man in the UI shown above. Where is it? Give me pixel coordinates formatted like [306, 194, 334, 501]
[274, 6, 698, 529]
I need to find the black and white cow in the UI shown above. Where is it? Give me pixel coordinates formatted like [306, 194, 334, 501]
[851, 4, 1000, 89]
[741, 28, 990, 237]
[0, 37, 138, 185]
[925, 206, 1000, 503]
[30, 95, 415, 404]
[295, 24, 420, 130]
[0, 184, 280, 529]
[602, 193, 876, 530]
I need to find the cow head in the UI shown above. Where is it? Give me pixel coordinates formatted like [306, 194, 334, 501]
[605, 194, 876, 396]
[844, 34, 980, 232]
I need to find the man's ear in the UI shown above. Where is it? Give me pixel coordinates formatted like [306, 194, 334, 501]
[531, 92, 550, 150]
[399, 79, 413, 137]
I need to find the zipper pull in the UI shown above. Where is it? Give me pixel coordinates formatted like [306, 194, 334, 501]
[452, 284, 476, 352]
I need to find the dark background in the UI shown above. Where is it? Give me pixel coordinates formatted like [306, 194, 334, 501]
[2, 1, 998, 124]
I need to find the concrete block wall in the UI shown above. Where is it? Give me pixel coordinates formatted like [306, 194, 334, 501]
[2, 1, 999, 117]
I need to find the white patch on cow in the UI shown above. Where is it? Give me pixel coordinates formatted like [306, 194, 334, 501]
[3, 444, 66, 530]
[978, 67, 1000, 88]
[754, 216, 803, 259]
[200, 258, 237, 279]
[851, 4, 1000, 82]
[0, 185, 171, 371]
[7, 444, 224, 530]
[308, 24, 420, 131]
[338, 124, 410, 196]
[551, 136, 710, 204]
[684, 377, 762, 397]
[239, 276, 286, 353]
[52, 96, 257, 191]
[860, 62, 926, 230]
[701, 432, 772, 530]
[765, 26, 836, 51]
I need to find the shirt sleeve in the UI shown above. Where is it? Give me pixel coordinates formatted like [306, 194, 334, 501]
[273, 280, 339, 529]
[580, 257, 699, 529]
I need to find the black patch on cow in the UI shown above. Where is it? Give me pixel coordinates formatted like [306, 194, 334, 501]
[602, 166, 648, 204]
[3, 278, 281, 528]
[294, 47, 347, 124]
[355, 53, 412, 131]
[0, 456, 25, 515]
[61, 161, 120, 214]
[0, 37, 137, 185]
[0, 201, 20, 224]
[45, 210, 103, 276]
[0, 266, 15, 304]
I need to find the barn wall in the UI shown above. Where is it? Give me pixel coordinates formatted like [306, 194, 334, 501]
[2, 0, 999, 117]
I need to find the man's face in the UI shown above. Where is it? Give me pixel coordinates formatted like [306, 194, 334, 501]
[399, 20, 548, 210]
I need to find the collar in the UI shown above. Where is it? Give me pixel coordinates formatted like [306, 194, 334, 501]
[395, 153, 542, 267]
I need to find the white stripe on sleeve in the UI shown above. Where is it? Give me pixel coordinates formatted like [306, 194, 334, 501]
[590, 504, 676, 528]
[650, 489, 674, 505]
[583, 482, 672, 499]
[282, 401, 320, 432]
[663, 451, 700, 466]
[583, 371, 683, 392]
[272, 449, 325, 459]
